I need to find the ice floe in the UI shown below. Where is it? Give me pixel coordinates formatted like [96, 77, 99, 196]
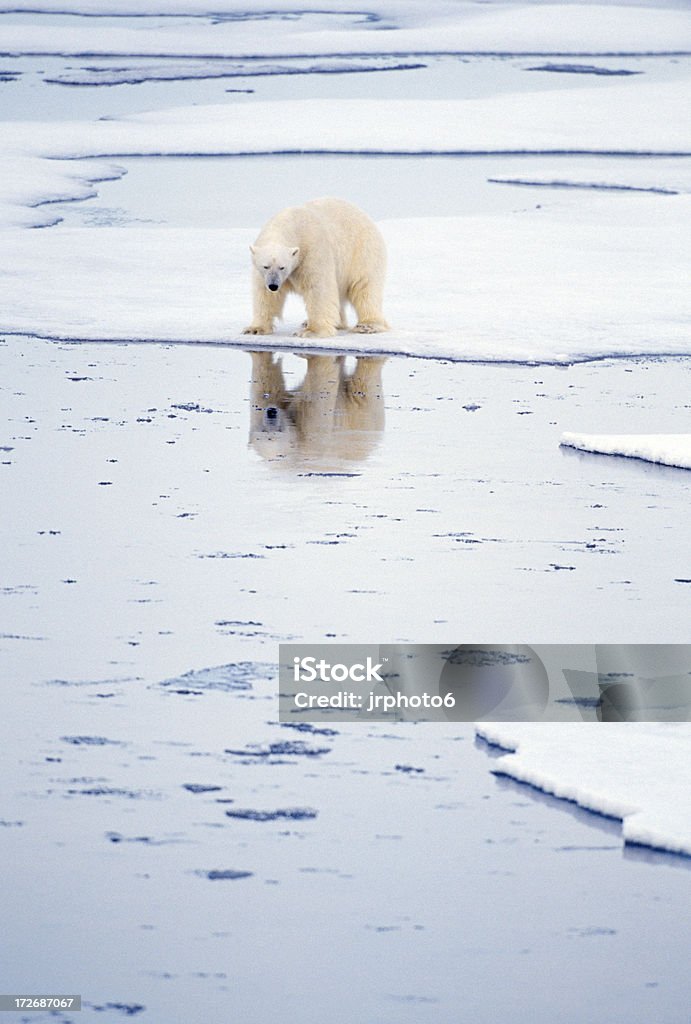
[561, 432, 691, 470]
[2, 202, 688, 363]
[476, 722, 691, 856]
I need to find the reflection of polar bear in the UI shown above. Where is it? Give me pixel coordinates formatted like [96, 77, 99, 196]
[248, 351, 386, 465]
[242, 198, 389, 339]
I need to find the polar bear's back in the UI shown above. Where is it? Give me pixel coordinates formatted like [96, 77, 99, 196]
[302, 197, 386, 280]
[256, 198, 385, 269]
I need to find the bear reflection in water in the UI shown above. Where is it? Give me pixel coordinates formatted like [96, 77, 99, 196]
[248, 350, 386, 466]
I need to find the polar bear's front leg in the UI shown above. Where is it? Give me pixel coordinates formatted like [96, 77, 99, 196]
[294, 270, 340, 338]
[242, 275, 286, 335]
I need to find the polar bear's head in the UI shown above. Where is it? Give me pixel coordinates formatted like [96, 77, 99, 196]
[250, 244, 300, 292]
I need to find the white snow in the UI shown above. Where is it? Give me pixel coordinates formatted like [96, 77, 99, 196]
[1, 5, 689, 57]
[3, 80, 689, 221]
[5, 85, 689, 159]
[0, 154, 126, 227]
[561, 432, 691, 469]
[475, 722, 691, 856]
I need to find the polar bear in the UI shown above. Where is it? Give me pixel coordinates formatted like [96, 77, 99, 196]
[242, 197, 389, 339]
[247, 350, 386, 464]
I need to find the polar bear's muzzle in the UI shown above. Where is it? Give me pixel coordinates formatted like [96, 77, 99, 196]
[266, 273, 281, 292]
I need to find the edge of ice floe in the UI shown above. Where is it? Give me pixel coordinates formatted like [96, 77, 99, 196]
[475, 723, 691, 858]
[560, 432, 691, 471]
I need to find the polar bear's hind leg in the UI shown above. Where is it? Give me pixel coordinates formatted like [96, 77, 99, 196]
[348, 276, 389, 334]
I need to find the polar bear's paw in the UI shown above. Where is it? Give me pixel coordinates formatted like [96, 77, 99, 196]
[351, 320, 388, 335]
[242, 325, 273, 335]
[294, 324, 337, 339]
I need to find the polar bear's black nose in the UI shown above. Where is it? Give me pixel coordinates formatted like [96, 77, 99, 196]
[266, 406, 278, 420]
[268, 283, 279, 291]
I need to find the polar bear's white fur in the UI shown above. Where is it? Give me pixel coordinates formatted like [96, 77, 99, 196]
[242, 197, 389, 339]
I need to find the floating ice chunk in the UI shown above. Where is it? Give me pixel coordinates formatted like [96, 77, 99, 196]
[561, 433, 691, 470]
[476, 722, 691, 856]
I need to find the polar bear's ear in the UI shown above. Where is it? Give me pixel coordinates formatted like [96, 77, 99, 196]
[291, 247, 300, 258]
[249, 245, 256, 255]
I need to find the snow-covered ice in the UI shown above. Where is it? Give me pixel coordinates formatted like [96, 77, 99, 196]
[476, 722, 691, 855]
[2, 200, 688, 362]
[1, 3, 689, 57]
[561, 431, 691, 469]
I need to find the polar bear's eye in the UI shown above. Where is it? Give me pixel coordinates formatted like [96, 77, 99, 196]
[263, 265, 270, 270]
[278, 265, 285, 270]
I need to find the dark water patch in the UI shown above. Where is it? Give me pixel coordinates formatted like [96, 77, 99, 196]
[106, 831, 178, 845]
[44, 675, 139, 687]
[0, 819, 24, 827]
[61, 735, 125, 746]
[208, 11, 383, 26]
[215, 619, 262, 627]
[526, 62, 642, 76]
[280, 721, 339, 736]
[170, 401, 216, 413]
[0, 631, 45, 640]
[224, 740, 331, 759]
[433, 531, 481, 544]
[225, 60, 425, 78]
[299, 471, 361, 478]
[394, 764, 425, 774]
[489, 176, 678, 195]
[195, 868, 253, 881]
[88, 1003, 145, 1016]
[182, 783, 223, 794]
[225, 807, 318, 822]
[214, 619, 266, 637]
[196, 550, 265, 559]
[66, 786, 156, 799]
[158, 661, 274, 694]
[442, 647, 532, 667]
